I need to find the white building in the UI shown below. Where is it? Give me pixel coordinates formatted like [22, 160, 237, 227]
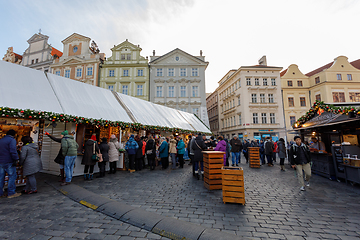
[149, 48, 210, 127]
[218, 56, 285, 141]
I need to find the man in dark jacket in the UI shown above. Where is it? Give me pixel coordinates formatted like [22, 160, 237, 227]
[0, 130, 21, 198]
[264, 137, 274, 166]
[289, 136, 312, 191]
[134, 135, 143, 171]
[230, 135, 242, 166]
[242, 140, 250, 163]
[45, 130, 66, 182]
[192, 133, 206, 179]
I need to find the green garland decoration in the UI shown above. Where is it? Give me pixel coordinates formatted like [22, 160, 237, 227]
[0, 106, 205, 135]
[292, 100, 360, 128]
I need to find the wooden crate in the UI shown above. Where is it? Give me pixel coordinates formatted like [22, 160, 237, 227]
[222, 166, 245, 204]
[203, 151, 224, 190]
[248, 147, 260, 168]
[351, 159, 360, 167]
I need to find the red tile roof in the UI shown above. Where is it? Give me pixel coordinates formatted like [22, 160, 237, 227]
[51, 47, 63, 58]
[350, 59, 360, 70]
[305, 62, 333, 77]
[280, 69, 287, 77]
[14, 53, 23, 60]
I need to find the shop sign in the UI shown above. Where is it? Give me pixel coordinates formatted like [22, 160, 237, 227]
[272, 136, 279, 142]
[254, 136, 261, 140]
[262, 134, 271, 138]
[259, 129, 273, 132]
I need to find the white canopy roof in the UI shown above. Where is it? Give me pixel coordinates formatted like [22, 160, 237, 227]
[178, 110, 211, 133]
[0, 61, 63, 113]
[46, 73, 132, 123]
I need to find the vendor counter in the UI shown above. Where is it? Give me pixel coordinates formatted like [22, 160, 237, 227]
[310, 152, 336, 179]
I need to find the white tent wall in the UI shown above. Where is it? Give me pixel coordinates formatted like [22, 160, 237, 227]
[46, 72, 132, 123]
[178, 111, 212, 134]
[0, 61, 63, 113]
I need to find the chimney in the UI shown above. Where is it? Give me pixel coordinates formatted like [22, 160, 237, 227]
[258, 55, 267, 66]
[153, 50, 155, 56]
[200, 50, 203, 56]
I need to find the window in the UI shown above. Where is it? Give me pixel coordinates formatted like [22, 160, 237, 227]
[168, 86, 174, 97]
[235, 82, 237, 89]
[337, 74, 342, 80]
[270, 113, 275, 124]
[255, 78, 259, 86]
[137, 69, 143, 76]
[271, 78, 276, 86]
[35, 58, 38, 63]
[315, 94, 321, 101]
[347, 74, 353, 80]
[261, 113, 267, 124]
[137, 85, 143, 96]
[251, 94, 257, 103]
[192, 68, 198, 76]
[123, 69, 129, 77]
[108, 85, 114, 91]
[109, 70, 114, 77]
[297, 81, 303, 87]
[263, 78, 268, 86]
[192, 86, 198, 97]
[121, 54, 125, 60]
[290, 116, 296, 126]
[232, 99, 235, 108]
[76, 68, 82, 77]
[239, 115, 242, 125]
[192, 108, 199, 115]
[65, 70, 70, 78]
[300, 97, 306, 107]
[253, 113, 258, 124]
[122, 85, 128, 95]
[315, 77, 320, 84]
[231, 117, 233, 127]
[180, 86, 186, 97]
[126, 54, 131, 60]
[87, 67, 93, 76]
[288, 97, 294, 107]
[180, 108, 187, 112]
[55, 71, 60, 76]
[180, 68, 186, 76]
[31, 59, 34, 64]
[268, 94, 274, 103]
[246, 78, 251, 85]
[168, 68, 174, 77]
[260, 94, 265, 103]
[156, 86, 163, 97]
[332, 92, 345, 102]
[349, 92, 360, 102]
[238, 96, 241, 105]
[287, 81, 293, 86]
[157, 68, 163, 77]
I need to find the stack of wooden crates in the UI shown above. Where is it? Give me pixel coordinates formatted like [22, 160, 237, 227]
[248, 147, 260, 168]
[203, 151, 224, 190]
[222, 166, 245, 204]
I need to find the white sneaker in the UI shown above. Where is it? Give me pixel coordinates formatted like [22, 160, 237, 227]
[194, 170, 198, 174]
[300, 186, 305, 191]
[305, 181, 310, 187]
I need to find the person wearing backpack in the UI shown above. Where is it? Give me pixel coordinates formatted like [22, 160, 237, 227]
[264, 137, 274, 166]
[61, 132, 79, 185]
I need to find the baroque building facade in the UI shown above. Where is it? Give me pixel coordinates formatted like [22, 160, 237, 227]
[51, 33, 104, 86]
[21, 32, 62, 72]
[149, 48, 209, 127]
[99, 39, 149, 100]
[2, 47, 22, 64]
[281, 56, 360, 139]
[218, 56, 285, 141]
[206, 90, 219, 136]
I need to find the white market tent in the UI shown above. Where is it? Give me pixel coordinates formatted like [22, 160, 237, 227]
[0, 61, 211, 133]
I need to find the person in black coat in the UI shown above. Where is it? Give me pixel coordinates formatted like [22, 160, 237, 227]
[243, 140, 250, 163]
[134, 135, 143, 171]
[98, 137, 109, 178]
[191, 133, 206, 178]
[145, 135, 156, 170]
[45, 130, 67, 183]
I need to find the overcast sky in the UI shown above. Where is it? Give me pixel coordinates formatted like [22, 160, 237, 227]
[1, 0, 359, 93]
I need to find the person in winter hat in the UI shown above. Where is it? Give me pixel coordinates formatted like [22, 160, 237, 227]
[81, 134, 99, 180]
[125, 134, 139, 171]
[214, 136, 227, 165]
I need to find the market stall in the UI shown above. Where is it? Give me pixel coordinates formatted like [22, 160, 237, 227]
[293, 101, 360, 184]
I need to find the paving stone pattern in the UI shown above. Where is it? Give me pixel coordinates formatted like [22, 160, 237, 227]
[1, 158, 360, 240]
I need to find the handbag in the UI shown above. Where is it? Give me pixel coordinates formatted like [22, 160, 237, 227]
[146, 149, 153, 155]
[91, 142, 99, 161]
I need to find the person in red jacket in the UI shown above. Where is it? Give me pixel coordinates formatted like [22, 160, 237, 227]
[142, 137, 146, 168]
[272, 139, 278, 163]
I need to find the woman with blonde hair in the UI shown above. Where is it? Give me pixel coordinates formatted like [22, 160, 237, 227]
[169, 135, 177, 169]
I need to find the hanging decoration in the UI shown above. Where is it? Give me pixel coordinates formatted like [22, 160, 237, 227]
[0, 106, 209, 135]
[292, 100, 360, 128]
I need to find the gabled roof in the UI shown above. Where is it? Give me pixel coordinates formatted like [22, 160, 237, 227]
[111, 39, 141, 51]
[149, 48, 208, 65]
[62, 33, 91, 44]
[350, 59, 360, 70]
[51, 47, 63, 58]
[305, 62, 333, 77]
[27, 33, 49, 43]
[280, 69, 287, 77]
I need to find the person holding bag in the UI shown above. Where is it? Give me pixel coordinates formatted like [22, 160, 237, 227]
[108, 135, 120, 174]
[19, 136, 43, 194]
[98, 137, 109, 178]
[61, 132, 79, 185]
[145, 135, 156, 170]
[82, 134, 100, 180]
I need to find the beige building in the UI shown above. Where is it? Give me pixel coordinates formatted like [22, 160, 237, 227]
[51, 33, 104, 86]
[206, 90, 219, 136]
[99, 39, 149, 101]
[281, 56, 360, 139]
[2, 47, 22, 64]
[218, 56, 285, 141]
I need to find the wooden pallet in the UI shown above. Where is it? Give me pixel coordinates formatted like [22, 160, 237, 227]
[222, 166, 245, 204]
[248, 147, 260, 168]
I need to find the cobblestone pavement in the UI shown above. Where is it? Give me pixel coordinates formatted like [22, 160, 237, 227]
[1, 158, 360, 240]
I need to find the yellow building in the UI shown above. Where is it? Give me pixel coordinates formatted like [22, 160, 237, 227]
[100, 40, 149, 101]
[281, 56, 360, 140]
